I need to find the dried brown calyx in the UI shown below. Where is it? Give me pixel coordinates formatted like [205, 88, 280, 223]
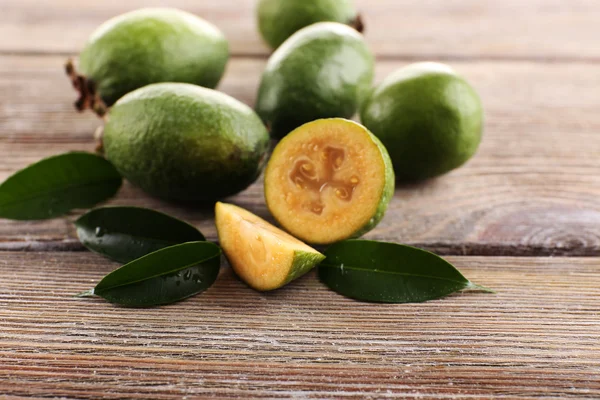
[65, 59, 107, 118]
[349, 13, 365, 33]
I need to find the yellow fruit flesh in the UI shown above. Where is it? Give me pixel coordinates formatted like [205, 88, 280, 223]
[215, 202, 321, 291]
[265, 119, 387, 244]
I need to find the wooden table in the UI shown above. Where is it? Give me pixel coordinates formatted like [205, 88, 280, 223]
[1, 1, 599, 398]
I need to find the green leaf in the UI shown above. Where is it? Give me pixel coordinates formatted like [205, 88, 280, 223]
[80, 241, 221, 307]
[0, 152, 122, 220]
[319, 240, 493, 303]
[75, 207, 205, 263]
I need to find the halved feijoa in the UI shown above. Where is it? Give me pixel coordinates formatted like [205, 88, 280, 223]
[215, 202, 325, 291]
[264, 118, 395, 245]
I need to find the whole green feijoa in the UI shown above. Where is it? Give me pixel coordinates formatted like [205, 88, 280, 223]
[103, 83, 270, 203]
[256, 22, 374, 139]
[360, 62, 484, 182]
[257, 0, 360, 49]
[68, 8, 229, 113]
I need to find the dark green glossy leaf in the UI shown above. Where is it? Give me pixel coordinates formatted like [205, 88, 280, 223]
[319, 240, 493, 303]
[75, 207, 205, 263]
[0, 152, 122, 220]
[79, 241, 221, 307]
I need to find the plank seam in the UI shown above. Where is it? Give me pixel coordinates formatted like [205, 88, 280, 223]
[0, 239, 598, 257]
[2, 50, 600, 64]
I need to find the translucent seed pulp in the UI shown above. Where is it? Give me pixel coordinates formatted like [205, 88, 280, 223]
[288, 144, 360, 215]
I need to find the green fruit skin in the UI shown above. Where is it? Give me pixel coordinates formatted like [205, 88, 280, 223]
[256, 22, 374, 139]
[285, 250, 326, 288]
[352, 128, 396, 239]
[360, 62, 484, 182]
[79, 8, 229, 106]
[103, 83, 270, 203]
[257, 0, 357, 49]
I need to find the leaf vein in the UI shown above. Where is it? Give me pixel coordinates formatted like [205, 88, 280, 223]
[0, 177, 120, 209]
[319, 262, 468, 285]
[95, 253, 219, 294]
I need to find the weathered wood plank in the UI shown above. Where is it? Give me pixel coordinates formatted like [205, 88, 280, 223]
[2, 0, 600, 60]
[1, 55, 599, 255]
[0, 252, 598, 398]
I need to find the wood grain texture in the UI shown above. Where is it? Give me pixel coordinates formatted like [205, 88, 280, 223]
[2, 1, 600, 398]
[0, 252, 599, 398]
[2, 0, 600, 60]
[1, 55, 599, 255]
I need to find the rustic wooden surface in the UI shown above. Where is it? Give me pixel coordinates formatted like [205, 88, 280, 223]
[1, 57, 599, 256]
[0, 253, 599, 398]
[1, 0, 599, 398]
[2, 0, 600, 60]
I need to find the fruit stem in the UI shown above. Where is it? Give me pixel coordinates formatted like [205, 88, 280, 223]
[350, 13, 365, 33]
[65, 59, 108, 119]
[467, 282, 496, 294]
[75, 289, 95, 298]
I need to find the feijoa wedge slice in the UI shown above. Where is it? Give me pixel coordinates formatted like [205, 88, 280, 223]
[264, 118, 395, 244]
[215, 202, 324, 291]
